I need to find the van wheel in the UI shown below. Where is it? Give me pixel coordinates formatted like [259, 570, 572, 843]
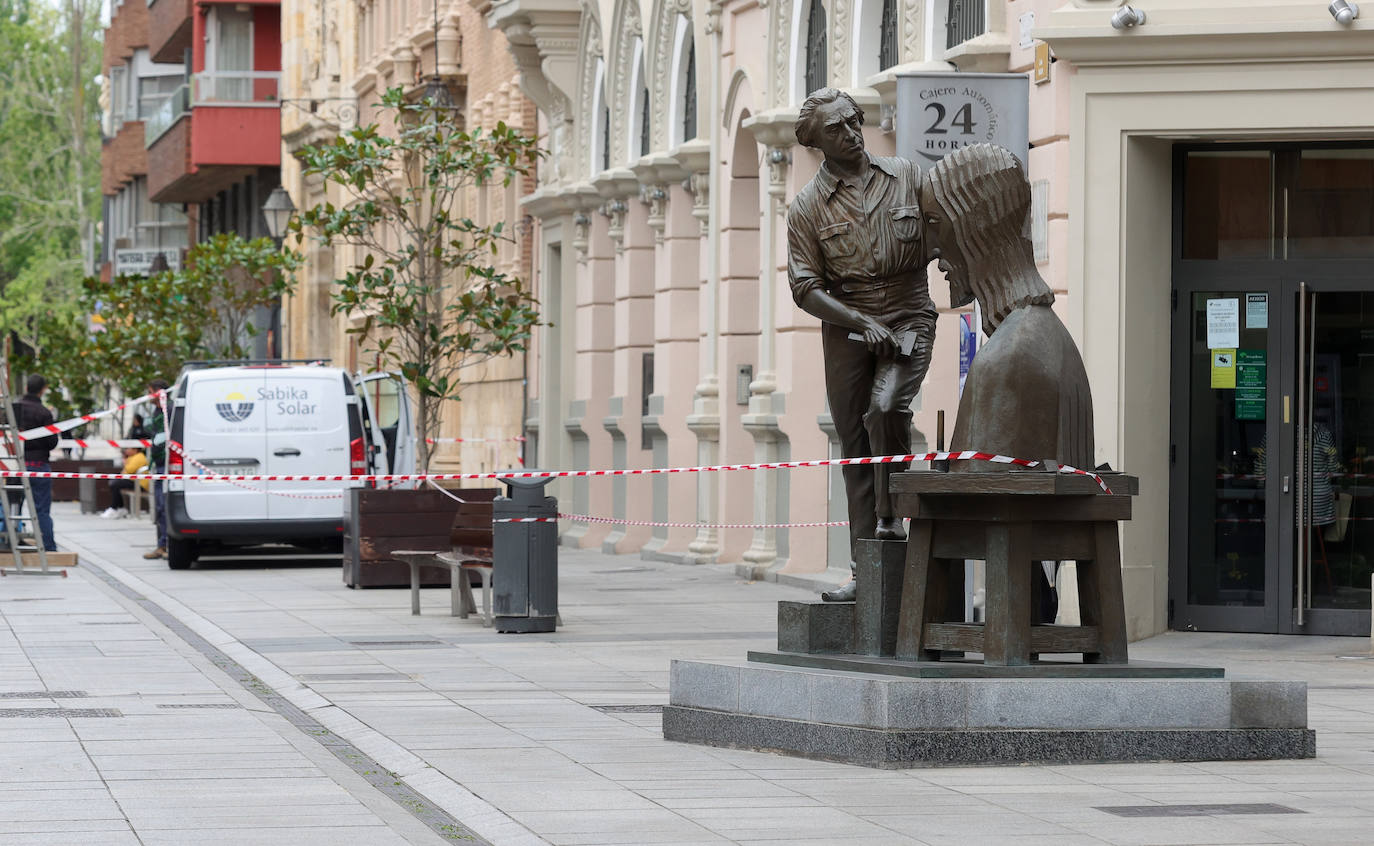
[167, 539, 198, 570]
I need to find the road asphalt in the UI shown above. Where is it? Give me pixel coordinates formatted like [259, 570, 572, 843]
[0, 501, 1371, 845]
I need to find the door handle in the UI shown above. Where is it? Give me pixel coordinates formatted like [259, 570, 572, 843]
[273, 448, 302, 457]
[1282, 475, 1289, 494]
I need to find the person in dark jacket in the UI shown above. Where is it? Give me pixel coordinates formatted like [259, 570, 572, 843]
[11, 374, 60, 551]
[144, 378, 170, 559]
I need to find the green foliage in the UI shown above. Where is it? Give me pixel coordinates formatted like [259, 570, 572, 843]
[73, 234, 304, 398]
[0, 0, 102, 366]
[292, 87, 542, 469]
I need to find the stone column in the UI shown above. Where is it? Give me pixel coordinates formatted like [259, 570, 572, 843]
[738, 113, 797, 577]
[675, 138, 719, 563]
[592, 168, 652, 553]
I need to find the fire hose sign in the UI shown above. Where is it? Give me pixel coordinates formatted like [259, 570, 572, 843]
[895, 72, 1030, 167]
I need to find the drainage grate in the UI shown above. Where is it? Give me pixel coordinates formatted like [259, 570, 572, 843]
[0, 708, 121, 718]
[298, 672, 414, 681]
[591, 704, 664, 714]
[347, 640, 445, 648]
[0, 691, 87, 699]
[80, 621, 139, 626]
[157, 703, 241, 709]
[592, 567, 652, 575]
[1097, 803, 1305, 818]
[1, 597, 61, 602]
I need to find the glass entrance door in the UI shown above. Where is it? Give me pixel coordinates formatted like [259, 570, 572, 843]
[1172, 283, 1282, 633]
[1172, 278, 1374, 635]
[1287, 283, 1374, 635]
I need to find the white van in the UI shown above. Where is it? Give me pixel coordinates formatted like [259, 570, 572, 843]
[164, 364, 414, 569]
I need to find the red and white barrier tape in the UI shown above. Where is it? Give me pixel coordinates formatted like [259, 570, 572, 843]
[58, 438, 153, 450]
[0, 451, 1113, 492]
[425, 436, 527, 444]
[494, 513, 849, 528]
[17, 393, 157, 441]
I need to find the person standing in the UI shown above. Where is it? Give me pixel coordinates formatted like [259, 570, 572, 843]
[786, 88, 937, 602]
[143, 378, 170, 559]
[12, 375, 60, 552]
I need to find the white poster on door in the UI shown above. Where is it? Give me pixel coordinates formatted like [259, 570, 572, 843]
[1246, 293, 1268, 329]
[1206, 298, 1240, 349]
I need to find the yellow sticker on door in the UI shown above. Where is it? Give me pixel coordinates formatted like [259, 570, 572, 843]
[1210, 349, 1237, 389]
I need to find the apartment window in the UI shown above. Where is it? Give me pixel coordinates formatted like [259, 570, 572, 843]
[804, 0, 827, 95]
[946, 0, 985, 50]
[601, 98, 611, 172]
[205, 8, 253, 101]
[879, 0, 898, 70]
[110, 65, 129, 130]
[138, 74, 183, 120]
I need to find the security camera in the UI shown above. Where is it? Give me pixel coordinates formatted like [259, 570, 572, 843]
[1330, 0, 1360, 24]
[1110, 5, 1146, 30]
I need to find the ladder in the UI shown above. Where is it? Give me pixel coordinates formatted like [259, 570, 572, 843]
[0, 352, 60, 577]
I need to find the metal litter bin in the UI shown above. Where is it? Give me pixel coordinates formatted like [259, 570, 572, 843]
[492, 474, 558, 633]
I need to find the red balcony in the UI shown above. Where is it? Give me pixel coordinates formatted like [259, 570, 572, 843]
[145, 72, 281, 203]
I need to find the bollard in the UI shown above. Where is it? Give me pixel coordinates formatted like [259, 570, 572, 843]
[492, 473, 558, 633]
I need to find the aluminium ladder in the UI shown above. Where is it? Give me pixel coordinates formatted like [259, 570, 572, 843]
[0, 355, 59, 577]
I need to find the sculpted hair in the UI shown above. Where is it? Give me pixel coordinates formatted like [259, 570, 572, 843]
[925, 144, 1053, 332]
[794, 88, 863, 149]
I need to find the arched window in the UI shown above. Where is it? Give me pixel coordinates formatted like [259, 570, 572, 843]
[670, 15, 697, 146]
[682, 38, 697, 142]
[879, 0, 897, 70]
[590, 57, 608, 175]
[803, 0, 827, 96]
[601, 98, 611, 172]
[639, 85, 651, 156]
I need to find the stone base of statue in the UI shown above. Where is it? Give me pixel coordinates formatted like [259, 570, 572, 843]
[664, 472, 1315, 767]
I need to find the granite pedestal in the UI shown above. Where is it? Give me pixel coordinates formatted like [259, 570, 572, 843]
[663, 658, 1315, 767]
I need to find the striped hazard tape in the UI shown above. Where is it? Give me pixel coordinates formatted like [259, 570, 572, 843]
[17, 393, 158, 441]
[493, 514, 850, 528]
[0, 451, 1114, 493]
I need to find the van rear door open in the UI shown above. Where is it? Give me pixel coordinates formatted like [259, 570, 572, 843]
[182, 369, 269, 522]
[264, 369, 353, 519]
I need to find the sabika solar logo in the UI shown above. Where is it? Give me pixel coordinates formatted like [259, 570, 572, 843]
[215, 392, 255, 423]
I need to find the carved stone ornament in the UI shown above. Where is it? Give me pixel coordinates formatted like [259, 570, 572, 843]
[647, 0, 693, 152]
[902, 0, 922, 64]
[769, 0, 794, 107]
[831, 0, 849, 90]
[575, 8, 604, 179]
[607, 0, 644, 167]
[674, 138, 711, 235]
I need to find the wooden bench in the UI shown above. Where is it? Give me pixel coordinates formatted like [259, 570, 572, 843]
[394, 492, 496, 625]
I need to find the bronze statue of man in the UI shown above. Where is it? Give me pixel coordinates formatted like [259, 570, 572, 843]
[922, 143, 1096, 624]
[787, 88, 937, 602]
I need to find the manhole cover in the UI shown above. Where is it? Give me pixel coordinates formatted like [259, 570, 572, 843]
[347, 640, 445, 648]
[157, 703, 240, 709]
[298, 672, 414, 681]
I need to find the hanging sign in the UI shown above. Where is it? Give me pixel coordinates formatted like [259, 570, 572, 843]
[895, 73, 1030, 167]
[1205, 298, 1240, 349]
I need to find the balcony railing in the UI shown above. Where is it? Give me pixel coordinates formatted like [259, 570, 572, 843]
[144, 84, 190, 146]
[192, 71, 281, 106]
[945, 0, 986, 50]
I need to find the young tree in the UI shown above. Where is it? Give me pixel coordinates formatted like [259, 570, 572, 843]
[177, 233, 304, 358]
[293, 87, 542, 470]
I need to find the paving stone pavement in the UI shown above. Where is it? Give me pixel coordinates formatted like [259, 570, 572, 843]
[0, 501, 1368, 845]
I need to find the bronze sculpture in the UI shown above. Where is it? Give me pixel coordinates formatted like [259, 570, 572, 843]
[787, 88, 938, 602]
[920, 143, 1094, 470]
[921, 143, 1095, 623]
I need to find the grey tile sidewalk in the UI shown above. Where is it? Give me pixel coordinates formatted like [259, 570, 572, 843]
[7, 501, 1370, 845]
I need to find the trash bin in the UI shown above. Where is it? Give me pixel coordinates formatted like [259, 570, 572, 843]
[492, 473, 558, 633]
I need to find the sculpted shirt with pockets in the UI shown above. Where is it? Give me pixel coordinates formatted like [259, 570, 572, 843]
[787, 153, 935, 326]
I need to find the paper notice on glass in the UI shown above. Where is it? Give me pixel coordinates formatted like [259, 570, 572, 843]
[1211, 349, 1237, 389]
[1245, 293, 1268, 329]
[1206, 298, 1240, 349]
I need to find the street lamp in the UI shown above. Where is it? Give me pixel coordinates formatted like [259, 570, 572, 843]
[261, 186, 296, 243]
[260, 186, 296, 360]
